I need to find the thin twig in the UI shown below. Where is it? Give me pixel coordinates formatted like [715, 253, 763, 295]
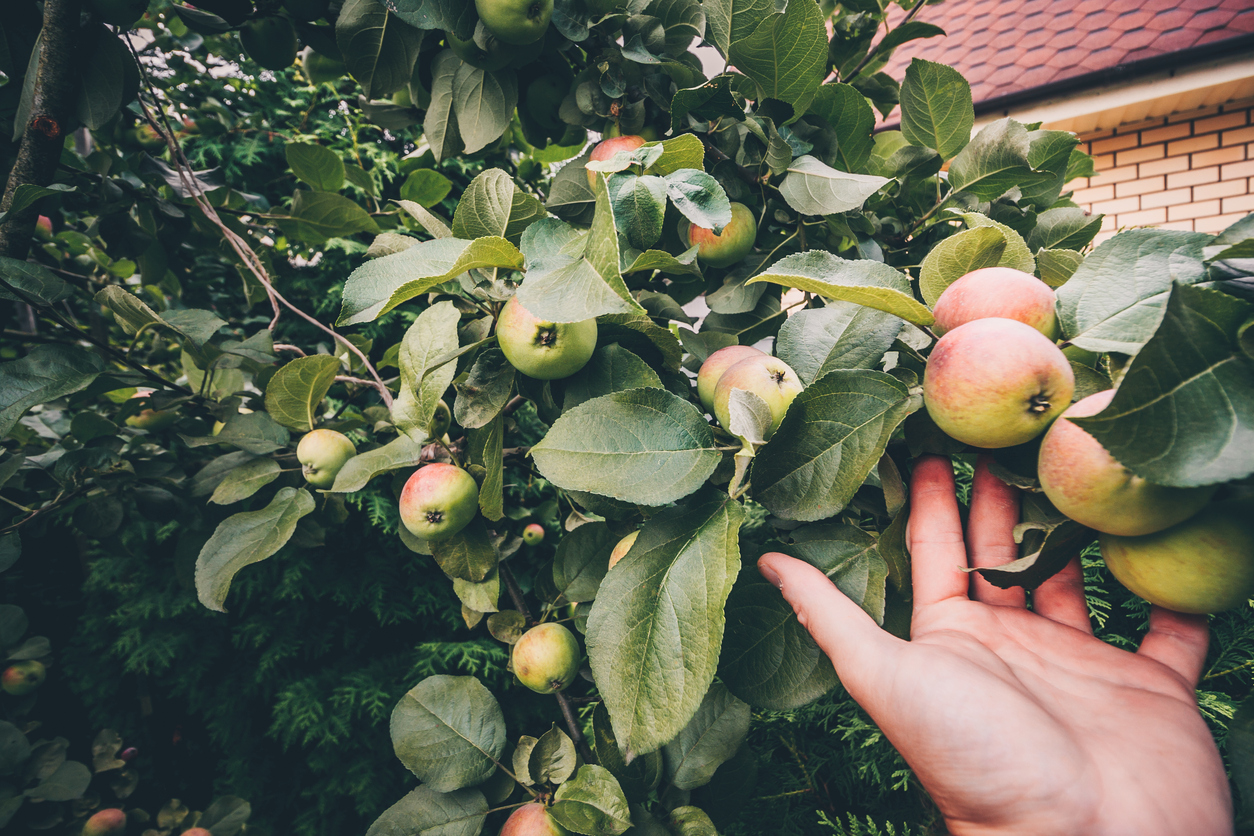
[844, 0, 927, 84]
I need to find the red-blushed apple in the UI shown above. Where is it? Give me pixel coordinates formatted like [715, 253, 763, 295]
[82, 808, 127, 836]
[923, 318, 1074, 449]
[687, 202, 757, 268]
[35, 215, 53, 240]
[183, 830, 213, 836]
[512, 622, 580, 694]
[297, 429, 357, 489]
[120, 747, 138, 762]
[932, 267, 1060, 339]
[696, 344, 765, 413]
[607, 529, 638, 570]
[523, 523, 545, 546]
[1038, 390, 1217, 536]
[1, 660, 46, 696]
[496, 296, 597, 380]
[399, 463, 479, 541]
[712, 355, 803, 440]
[1101, 501, 1254, 614]
[585, 134, 646, 188]
[500, 802, 571, 836]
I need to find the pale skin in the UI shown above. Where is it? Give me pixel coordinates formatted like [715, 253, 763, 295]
[758, 455, 1233, 836]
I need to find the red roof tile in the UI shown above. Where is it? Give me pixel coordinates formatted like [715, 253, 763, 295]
[881, 0, 1254, 108]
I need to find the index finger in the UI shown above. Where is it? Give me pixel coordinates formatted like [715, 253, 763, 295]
[907, 455, 969, 610]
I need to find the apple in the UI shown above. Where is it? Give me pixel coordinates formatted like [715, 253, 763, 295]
[522, 523, 545, 546]
[501, 803, 570, 836]
[712, 355, 803, 440]
[430, 400, 451, 439]
[82, 808, 127, 836]
[125, 391, 177, 430]
[474, 0, 552, 45]
[239, 17, 298, 71]
[512, 622, 580, 694]
[35, 216, 53, 240]
[923, 318, 1074, 449]
[585, 134, 646, 188]
[1038, 390, 1217, 536]
[687, 202, 757, 268]
[183, 830, 213, 836]
[607, 530, 638, 570]
[696, 345, 765, 413]
[297, 429, 357, 489]
[2, 660, 46, 696]
[300, 47, 346, 85]
[496, 296, 598, 380]
[1100, 501, 1254, 614]
[932, 267, 1060, 339]
[120, 747, 138, 762]
[399, 463, 479, 541]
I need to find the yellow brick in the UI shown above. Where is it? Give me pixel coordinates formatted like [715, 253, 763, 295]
[1222, 193, 1254, 214]
[1222, 126, 1254, 146]
[1138, 155, 1191, 177]
[1090, 153, 1116, 171]
[1157, 220, 1196, 231]
[1064, 177, 1089, 191]
[1168, 134, 1219, 155]
[1099, 215, 1117, 231]
[1192, 146, 1246, 168]
[1195, 212, 1248, 233]
[1140, 188, 1192, 209]
[1092, 229, 1119, 245]
[1141, 123, 1191, 144]
[1118, 116, 1169, 134]
[1168, 200, 1222, 221]
[1168, 105, 1221, 124]
[1117, 145, 1166, 166]
[1193, 179, 1248, 201]
[1092, 133, 1140, 154]
[1195, 111, 1248, 134]
[1090, 164, 1139, 184]
[1119, 207, 1167, 226]
[1074, 184, 1115, 204]
[1092, 196, 1141, 215]
[1167, 167, 1220, 188]
[1116, 176, 1166, 197]
[1221, 160, 1254, 179]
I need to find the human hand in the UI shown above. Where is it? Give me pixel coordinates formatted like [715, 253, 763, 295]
[757, 455, 1232, 836]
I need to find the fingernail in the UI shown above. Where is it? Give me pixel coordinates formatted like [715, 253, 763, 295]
[758, 561, 783, 590]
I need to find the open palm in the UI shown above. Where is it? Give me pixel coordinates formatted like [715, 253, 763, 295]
[759, 455, 1232, 836]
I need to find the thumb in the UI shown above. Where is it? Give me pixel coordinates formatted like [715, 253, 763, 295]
[758, 552, 903, 701]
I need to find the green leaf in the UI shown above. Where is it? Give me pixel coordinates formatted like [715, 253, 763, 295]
[0, 257, 71, 306]
[1036, 248, 1084, 287]
[285, 143, 346, 192]
[529, 725, 578, 786]
[452, 63, 517, 154]
[209, 458, 282, 505]
[392, 300, 461, 440]
[400, 169, 453, 207]
[667, 807, 718, 836]
[76, 28, 128, 130]
[328, 435, 423, 492]
[25, 760, 91, 801]
[748, 251, 934, 328]
[899, 58, 973, 160]
[918, 226, 1006, 306]
[429, 517, 497, 582]
[752, 369, 914, 521]
[264, 355, 342, 432]
[665, 169, 732, 233]
[807, 83, 875, 173]
[719, 577, 839, 710]
[643, 133, 708, 176]
[391, 674, 505, 792]
[195, 488, 316, 612]
[0, 721, 30, 774]
[452, 168, 546, 245]
[184, 411, 291, 455]
[953, 211, 1035, 274]
[287, 189, 381, 245]
[669, 75, 743, 135]
[969, 518, 1095, 591]
[591, 703, 663, 801]
[531, 388, 721, 506]
[1055, 228, 1210, 354]
[453, 347, 515, 429]
[1026, 206, 1104, 252]
[1021, 129, 1080, 209]
[586, 491, 744, 754]
[726, 0, 827, 115]
[563, 344, 663, 411]
[948, 118, 1050, 201]
[1072, 283, 1254, 487]
[663, 683, 750, 791]
[0, 184, 76, 224]
[621, 246, 701, 277]
[366, 786, 487, 836]
[338, 236, 523, 325]
[778, 156, 891, 216]
[397, 198, 453, 238]
[609, 174, 668, 250]
[552, 522, 615, 603]
[0, 345, 105, 439]
[336, 0, 424, 98]
[550, 765, 634, 836]
[424, 50, 463, 162]
[774, 302, 902, 385]
[468, 413, 504, 520]
[786, 523, 887, 623]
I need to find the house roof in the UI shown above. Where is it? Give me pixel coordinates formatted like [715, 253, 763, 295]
[881, 0, 1254, 112]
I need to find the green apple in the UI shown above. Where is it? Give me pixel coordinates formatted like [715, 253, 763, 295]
[82, 808, 127, 836]
[496, 296, 597, 380]
[430, 400, 451, 439]
[500, 803, 571, 836]
[585, 134, 646, 188]
[399, 463, 479, 541]
[1038, 390, 1217, 536]
[522, 523, 545, 546]
[239, 17, 298, 71]
[687, 202, 757, 268]
[297, 429, 357, 489]
[474, 0, 553, 45]
[607, 529, 638, 570]
[1101, 501, 1254, 613]
[445, 30, 516, 72]
[696, 344, 765, 413]
[512, 622, 580, 694]
[923, 318, 1074, 449]
[713, 355, 803, 440]
[300, 47, 346, 85]
[2, 660, 46, 696]
[932, 267, 1060, 339]
[89, 0, 149, 27]
[125, 408, 177, 431]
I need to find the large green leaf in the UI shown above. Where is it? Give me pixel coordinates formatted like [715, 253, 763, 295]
[1026, 206, 1103, 252]
[751, 370, 914, 521]
[899, 58, 973, 161]
[748, 251, 934, 327]
[264, 355, 342, 432]
[184, 411, 291, 455]
[287, 190, 381, 245]
[429, 518, 497, 582]
[948, 118, 1050, 201]
[76, 27, 128, 131]
[531, 388, 720, 506]
[467, 413, 503, 521]
[806, 83, 875, 173]
[591, 704, 664, 801]
[328, 435, 423, 493]
[725, 0, 827, 115]
[665, 169, 731, 233]
[336, 0, 424, 98]
[562, 344, 663, 411]
[0, 345, 106, 439]
[453, 347, 515, 429]
[786, 523, 887, 624]
[610, 174, 668, 251]
[585, 491, 744, 754]
[918, 226, 1006, 306]
[662, 683, 750, 791]
[452, 64, 517, 154]
[390, 674, 506, 792]
[1072, 283, 1254, 487]
[0, 257, 72, 306]
[209, 458, 282, 505]
[778, 156, 890, 217]
[195, 488, 316, 612]
[392, 300, 461, 440]
[365, 786, 487, 836]
[550, 765, 633, 836]
[953, 212, 1035, 275]
[452, 168, 546, 245]
[424, 50, 462, 162]
[552, 522, 615, 603]
[774, 302, 902, 385]
[381, 0, 476, 36]
[286, 143, 346, 192]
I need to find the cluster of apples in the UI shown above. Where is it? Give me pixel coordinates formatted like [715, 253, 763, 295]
[921, 267, 1254, 613]
[696, 345, 803, 440]
[82, 808, 211, 836]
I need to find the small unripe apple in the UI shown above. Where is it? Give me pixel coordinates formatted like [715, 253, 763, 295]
[35, 216, 53, 240]
[429, 399, 451, 439]
[500, 802, 570, 836]
[475, 0, 552, 45]
[82, 808, 127, 836]
[1101, 501, 1254, 613]
[125, 391, 177, 430]
[585, 134, 647, 188]
[932, 267, 1060, 339]
[523, 523, 545, 546]
[687, 202, 757, 268]
[399, 463, 479, 541]
[923, 318, 1074, 449]
[183, 830, 213, 836]
[2, 660, 46, 696]
[512, 622, 581, 694]
[1038, 390, 1217, 536]
[297, 429, 357, 489]
[713, 355, 803, 440]
[120, 747, 138, 762]
[496, 297, 598, 380]
[607, 530, 638, 570]
[696, 345, 765, 413]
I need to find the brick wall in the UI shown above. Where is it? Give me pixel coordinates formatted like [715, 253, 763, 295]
[1067, 97, 1254, 243]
